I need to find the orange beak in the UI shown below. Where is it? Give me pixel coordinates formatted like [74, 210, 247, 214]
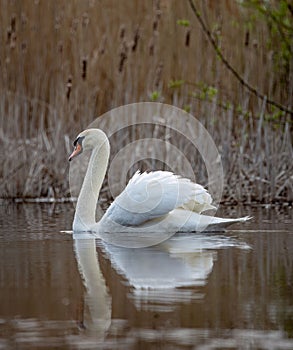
[68, 143, 82, 161]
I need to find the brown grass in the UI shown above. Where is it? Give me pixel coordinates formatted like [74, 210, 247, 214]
[0, 0, 292, 203]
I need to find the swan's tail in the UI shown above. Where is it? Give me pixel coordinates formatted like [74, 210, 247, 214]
[203, 215, 252, 232]
[170, 209, 252, 232]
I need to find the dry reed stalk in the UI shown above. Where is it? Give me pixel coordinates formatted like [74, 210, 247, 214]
[0, 0, 291, 203]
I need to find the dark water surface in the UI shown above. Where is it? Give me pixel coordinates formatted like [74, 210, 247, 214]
[0, 203, 292, 349]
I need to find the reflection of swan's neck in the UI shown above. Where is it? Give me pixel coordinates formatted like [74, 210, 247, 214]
[73, 137, 110, 231]
[74, 238, 111, 337]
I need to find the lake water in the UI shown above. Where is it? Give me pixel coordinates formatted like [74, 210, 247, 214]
[0, 203, 292, 349]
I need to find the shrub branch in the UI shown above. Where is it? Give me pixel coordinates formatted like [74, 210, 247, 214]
[188, 0, 293, 115]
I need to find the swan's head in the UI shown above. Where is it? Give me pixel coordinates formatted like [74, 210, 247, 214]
[68, 128, 108, 161]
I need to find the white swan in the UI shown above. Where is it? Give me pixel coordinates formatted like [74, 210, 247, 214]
[69, 128, 250, 234]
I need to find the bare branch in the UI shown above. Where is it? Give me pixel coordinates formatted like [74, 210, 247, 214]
[188, 0, 293, 115]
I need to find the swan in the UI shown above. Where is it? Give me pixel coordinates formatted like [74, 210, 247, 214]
[69, 128, 250, 234]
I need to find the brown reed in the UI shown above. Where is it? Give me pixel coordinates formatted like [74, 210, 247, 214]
[0, 0, 292, 203]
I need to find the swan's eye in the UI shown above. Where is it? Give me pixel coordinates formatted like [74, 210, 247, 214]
[69, 136, 85, 161]
[73, 136, 85, 147]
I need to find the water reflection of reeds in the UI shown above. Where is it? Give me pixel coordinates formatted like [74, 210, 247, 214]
[0, 204, 292, 348]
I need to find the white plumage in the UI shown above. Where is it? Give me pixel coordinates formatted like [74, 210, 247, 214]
[105, 170, 212, 226]
[69, 128, 250, 234]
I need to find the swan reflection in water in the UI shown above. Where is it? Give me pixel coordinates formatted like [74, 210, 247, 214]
[73, 232, 250, 337]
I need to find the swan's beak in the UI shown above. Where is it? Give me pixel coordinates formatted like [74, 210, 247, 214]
[68, 143, 82, 161]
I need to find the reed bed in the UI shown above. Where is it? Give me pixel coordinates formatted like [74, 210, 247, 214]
[0, 0, 292, 203]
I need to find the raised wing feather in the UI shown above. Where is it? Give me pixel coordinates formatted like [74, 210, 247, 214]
[179, 183, 216, 213]
[104, 171, 198, 226]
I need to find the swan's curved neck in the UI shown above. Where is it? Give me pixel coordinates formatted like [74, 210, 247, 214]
[73, 137, 110, 231]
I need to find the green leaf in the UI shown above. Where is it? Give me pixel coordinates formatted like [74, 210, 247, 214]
[168, 79, 185, 89]
[177, 19, 190, 27]
[150, 90, 160, 101]
[183, 105, 191, 113]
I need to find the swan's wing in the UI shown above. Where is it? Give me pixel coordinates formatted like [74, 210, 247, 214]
[103, 171, 197, 226]
[179, 183, 216, 213]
